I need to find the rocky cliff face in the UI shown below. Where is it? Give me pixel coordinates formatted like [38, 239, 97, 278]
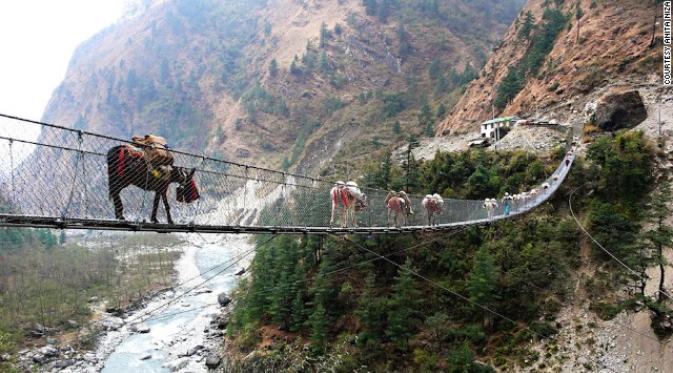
[41, 0, 524, 173]
[437, 0, 661, 136]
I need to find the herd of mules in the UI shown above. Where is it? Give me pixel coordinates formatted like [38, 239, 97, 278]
[107, 135, 444, 227]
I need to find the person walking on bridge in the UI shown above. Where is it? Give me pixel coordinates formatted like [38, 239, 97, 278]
[503, 192, 513, 216]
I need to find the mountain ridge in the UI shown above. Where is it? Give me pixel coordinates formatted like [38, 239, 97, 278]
[40, 0, 524, 176]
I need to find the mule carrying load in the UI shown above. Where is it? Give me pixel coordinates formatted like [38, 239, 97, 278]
[330, 181, 368, 227]
[131, 135, 174, 172]
[106, 134, 199, 224]
[385, 191, 413, 227]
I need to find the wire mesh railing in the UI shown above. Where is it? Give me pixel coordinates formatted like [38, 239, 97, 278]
[0, 113, 576, 234]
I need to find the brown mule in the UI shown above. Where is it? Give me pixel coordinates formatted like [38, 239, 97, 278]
[106, 145, 196, 224]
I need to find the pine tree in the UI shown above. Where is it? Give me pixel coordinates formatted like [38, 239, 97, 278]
[494, 67, 523, 109]
[363, 0, 377, 16]
[264, 19, 272, 37]
[393, 121, 402, 135]
[460, 64, 477, 85]
[308, 247, 334, 349]
[517, 10, 535, 42]
[245, 243, 275, 321]
[319, 51, 330, 74]
[269, 59, 278, 77]
[378, 0, 391, 23]
[428, 58, 442, 80]
[356, 272, 386, 348]
[397, 24, 412, 60]
[309, 302, 329, 349]
[467, 247, 499, 327]
[319, 22, 329, 48]
[418, 102, 434, 137]
[436, 103, 447, 120]
[575, 3, 584, 43]
[290, 55, 302, 76]
[281, 157, 291, 170]
[643, 181, 673, 303]
[378, 151, 393, 188]
[434, 74, 449, 94]
[267, 238, 295, 328]
[334, 23, 343, 36]
[385, 258, 420, 349]
[290, 289, 305, 332]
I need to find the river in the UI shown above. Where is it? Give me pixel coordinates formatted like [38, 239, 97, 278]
[98, 235, 253, 372]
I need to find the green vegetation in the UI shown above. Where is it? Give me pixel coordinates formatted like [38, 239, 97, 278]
[495, 5, 568, 108]
[0, 233, 182, 365]
[319, 22, 329, 48]
[397, 24, 412, 60]
[241, 83, 289, 119]
[517, 10, 536, 41]
[418, 102, 434, 137]
[269, 59, 278, 77]
[382, 92, 406, 118]
[229, 131, 664, 370]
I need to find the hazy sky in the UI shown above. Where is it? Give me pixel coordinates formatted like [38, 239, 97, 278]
[0, 1, 127, 171]
[0, 1, 126, 122]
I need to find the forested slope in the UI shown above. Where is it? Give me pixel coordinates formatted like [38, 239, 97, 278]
[224, 131, 668, 371]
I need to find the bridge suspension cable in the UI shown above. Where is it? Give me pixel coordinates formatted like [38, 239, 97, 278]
[568, 184, 673, 302]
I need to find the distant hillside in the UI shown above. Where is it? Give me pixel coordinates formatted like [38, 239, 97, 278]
[41, 0, 524, 175]
[437, 0, 660, 136]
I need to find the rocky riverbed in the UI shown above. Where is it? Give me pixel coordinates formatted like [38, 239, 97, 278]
[14, 234, 253, 373]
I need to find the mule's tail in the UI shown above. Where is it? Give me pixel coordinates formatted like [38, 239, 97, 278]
[106, 146, 123, 200]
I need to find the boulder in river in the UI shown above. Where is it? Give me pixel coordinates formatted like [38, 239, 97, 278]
[140, 354, 152, 361]
[49, 359, 75, 370]
[105, 306, 123, 316]
[99, 316, 124, 331]
[205, 355, 221, 369]
[164, 358, 189, 372]
[130, 323, 151, 334]
[217, 293, 231, 307]
[179, 344, 204, 357]
[216, 314, 229, 330]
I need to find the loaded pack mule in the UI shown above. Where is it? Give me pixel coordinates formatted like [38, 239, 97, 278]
[330, 181, 368, 227]
[421, 194, 444, 226]
[106, 142, 199, 224]
[385, 191, 413, 227]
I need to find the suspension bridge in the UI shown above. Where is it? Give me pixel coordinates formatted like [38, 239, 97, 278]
[0, 113, 576, 235]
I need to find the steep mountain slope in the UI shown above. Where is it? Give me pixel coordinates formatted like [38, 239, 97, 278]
[41, 0, 524, 173]
[437, 0, 661, 135]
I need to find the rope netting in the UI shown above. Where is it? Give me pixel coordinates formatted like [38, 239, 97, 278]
[0, 114, 576, 233]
